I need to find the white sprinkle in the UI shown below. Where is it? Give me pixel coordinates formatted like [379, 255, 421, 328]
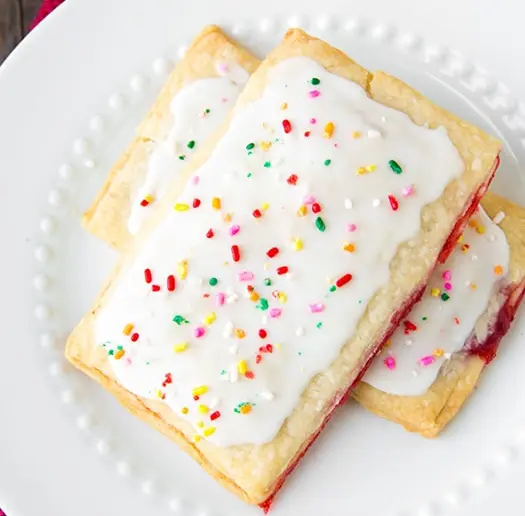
[372, 198, 381, 208]
[223, 321, 233, 338]
[296, 326, 305, 337]
[381, 116, 388, 123]
[209, 397, 219, 409]
[261, 315, 268, 325]
[227, 293, 239, 304]
[472, 254, 478, 261]
[412, 369, 419, 377]
[367, 129, 381, 138]
[405, 339, 413, 346]
[229, 344, 239, 356]
[84, 159, 95, 168]
[344, 198, 353, 209]
[259, 391, 275, 401]
[489, 234, 496, 242]
[286, 272, 294, 280]
[444, 352, 452, 359]
[493, 211, 506, 224]
[229, 365, 239, 383]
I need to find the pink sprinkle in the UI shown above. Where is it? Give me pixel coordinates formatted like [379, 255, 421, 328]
[334, 143, 339, 148]
[216, 63, 229, 75]
[309, 303, 325, 313]
[124, 357, 132, 366]
[401, 185, 414, 197]
[194, 327, 206, 338]
[229, 224, 240, 236]
[347, 223, 357, 232]
[191, 175, 200, 185]
[238, 271, 254, 281]
[442, 270, 452, 281]
[216, 292, 226, 306]
[310, 118, 317, 124]
[303, 195, 316, 205]
[269, 308, 282, 318]
[221, 97, 228, 103]
[419, 355, 436, 367]
[444, 282, 452, 291]
[309, 90, 321, 98]
[384, 356, 396, 370]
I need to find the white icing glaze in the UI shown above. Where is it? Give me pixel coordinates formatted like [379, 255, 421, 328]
[128, 63, 250, 234]
[96, 57, 464, 446]
[364, 208, 509, 396]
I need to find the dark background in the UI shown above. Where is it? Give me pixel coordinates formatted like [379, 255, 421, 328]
[0, 0, 41, 63]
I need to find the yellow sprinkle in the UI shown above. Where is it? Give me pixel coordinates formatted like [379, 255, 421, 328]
[204, 312, 216, 325]
[122, 323, 134, 336]
[476, 225, 486, 234]
[173, 342, 188, 353]
[114, 349, 125, 360]
[196, 420, 204, 428]
[343, 242, 356, 253]
[275, 343, 282, 350]
[494, 265, 504, 276]
[174, 203, 190, 212]
[238, 360, 248, 374]
[297, 205, 307, 217]
[262, 202, 269, 211]
[212, 197, 221, 210]
[192, 385, 208, 396]
[235, 329, 246, 339]
[293, 238, 303, 251]
[177, 260, 188, 279]
[352, 131, 361, 139]
[203, 426, 216, 437]
[278, 292, 287, 304]
[223, 212, 232, 222]
[457, 234, 464, 243]
[431, 288, 441, 297]
[181, 407, 189, 415]
[323, 121, 335, 139]
[144, 194, 154, 203]
[280, 102, 288, 110]
[366, 164, 376, 172]
[250, 292, 260, 302]
[260, 141, 272, 151]
[156, 389, 163, 399]
[470, 283, 477, 291]
[384, 339, 391, 348]
[240, 404, 252, 414]
[461, 244, 470, 253]
[198, 404, 209, 414]
[433, 348, 445, 358]
[192, 434, 201, 443]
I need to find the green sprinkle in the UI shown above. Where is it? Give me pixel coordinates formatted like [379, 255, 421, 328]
[246, 142, 255, 151]
[388, 159, 403, 174]
[324, 159, 331, 166]
[247, 172, 252, 178]
[263, 161, 271, 168]
[187, 140, 195, 149]
[422, 316, 428, 321]
[264, 278, 272, 286]
[178, 154, 186, 161]
[220, 369, 227, 375]
[209, 277, 218, 286]
[258, 298, 269, 311]
[315, 216, 326, 232]
[316, 322, 323, 329]
[329, 285, 336, 292]
[441, 293, 450, 302]
[358, 300, 363, 304]
[298, 351, 303, 356]
[117, 345, 123, 350]
[173, 314, 190, 325]
[311, 77, 320, 85]
[205, 108, 210, 114]
[108, 349, 114, 355]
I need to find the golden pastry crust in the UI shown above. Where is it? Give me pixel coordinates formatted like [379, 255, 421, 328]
[66, 28, 501, 504]
[353, 192, 525, 438]
[82, 25, 260, 251]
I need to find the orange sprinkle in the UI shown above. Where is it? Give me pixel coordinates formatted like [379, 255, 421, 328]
[212, 197, 221, 210]
[470, 283, 477, 290]
[323, 122, 335, 138]
[240, 404, 252, 414]
[384, 339, 391, 348]
[280, 102, 288, 110]
[494, 265, 504, 276]
[181, 407, 189, 415]
[223, 212, 232, 222]
[122, 323, 134, 336]
[114, 349, 125, 360]
[461, 244, 470, 253]
[343, 242, 356, 253]
[433, 348, 445, 358]
[235, 329, 246, 339]
[250, 292, 260, 302]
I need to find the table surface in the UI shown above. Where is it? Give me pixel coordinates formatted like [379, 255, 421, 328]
[0, 0, 41, 62]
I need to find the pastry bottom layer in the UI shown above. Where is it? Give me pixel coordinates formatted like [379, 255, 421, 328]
[259, 166, 498, 512]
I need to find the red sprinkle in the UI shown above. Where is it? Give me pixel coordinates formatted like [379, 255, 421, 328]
[265, 344, 273, 353]
[206, 228, 214, 238]
[312, 202, 322, 214]
[162, 373, 173, 387]
[192, 198, 201, 208]
[167, 275, 176, 292]
[276, 266, 289, 275]
[231, 245, 241, 262]
[287, 174, 298, 185]
[304, 131, 311, 137]
[267, 247, 279, 258]
[144, 268, 153, 283]
[210, 411, 221, 421]
[152, 284, 161, 292]
[253, 209, 262, 218]
[245, 371, 255, 379]
[256, 354, 262, 364]
[388, 194, 399, 211]
[193, 395, 200, 401]
[258, 329, 267, 339]
[403, 320, 417, 334]
[282, 119, 292, 134]
[336, 273, 353, 288]
[131, 333, 139, 342]
[140, 198, 150, 207]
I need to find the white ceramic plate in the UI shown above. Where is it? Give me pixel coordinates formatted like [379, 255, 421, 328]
[1, 1, 525, 515]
